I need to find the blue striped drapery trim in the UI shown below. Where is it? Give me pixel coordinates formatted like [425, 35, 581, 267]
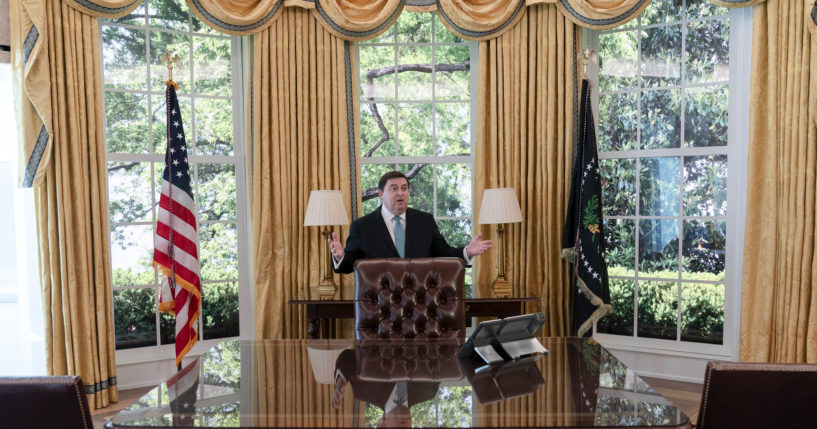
[23, 125, 49, 188]
[314, 0, 405, 40]
[66, 0, 141, 17]
[709, 0, 767, 8]
[558, 0, 650, 29]
[22, 25, 38, 65]
[344, 41, 358, 218]
[436, 0, 526, 40]
[188, 0, 283, 35]
[83, 376, 117, 395]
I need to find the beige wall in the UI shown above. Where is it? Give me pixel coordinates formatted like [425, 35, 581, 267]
[0, 0, 9, 63]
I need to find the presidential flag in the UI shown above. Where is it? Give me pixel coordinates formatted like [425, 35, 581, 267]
[561, 78, 611, 337]
[153, 81, 201, 366]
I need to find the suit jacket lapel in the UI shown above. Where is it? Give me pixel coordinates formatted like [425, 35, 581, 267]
[373, 206, 400, 257]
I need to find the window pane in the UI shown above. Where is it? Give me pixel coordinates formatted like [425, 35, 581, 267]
[200, 222, 238, 281]
[360, 164, 393, 215]
[105, 92, 149, 153]
[436, 103, 470, 156]
[359, 45, 396, 99]
[599, 92, 638, 151]
[604, 218, 635, 270]
[398, 163, 433, 214]
[153, 94, 192, 154]
[599, 30, 638, 92]
[681, 282, 724, 344]
[191, 13, 222, 35]
[160, 311, 176, 345]
[193, 36, 232, 97]
[640, 0, 682, 25]
[397, 103, 433, 156]
[640, 157, 680, 217]
[150, 30, 191, 93]
[396, 11, 431, 44]
[640, 25, 681, 88]
[111, 225, 155, 287]
[639, 219, 679, 277]
[683, 155, 727, 217]
[436, 218, 471, 249]
[601, 158, 636, 216]
[434, 45, 470, 100]
[108, 161, 153, 224]
[637, 280, 677, 340]
[360, 103, 396, 157]
[197, 163, 236, 220]
[685, 19, 729, 83]
[114, 288, 157, 349]
[436, 164, 471, 217]
[684, 85, 728, 147]
[194, 97, 234, 156]
[397, 45, 432, 100]
[103, 26, 147, 91]
[597, 278, 634, 336]
[641, 89, 681, 149]
[148, 0, 189, 31]
[682, 220, 725, 281]
[202, 282, 239, 340]
[687, 0, 728, 20]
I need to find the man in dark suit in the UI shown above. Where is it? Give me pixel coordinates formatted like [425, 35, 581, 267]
[329, 170, 492, 274]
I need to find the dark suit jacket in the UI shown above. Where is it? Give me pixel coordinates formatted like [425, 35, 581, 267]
[334, 206, 465, 274]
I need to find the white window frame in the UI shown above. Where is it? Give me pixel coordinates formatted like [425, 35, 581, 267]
[588, 6, 752, 361]
[100, 8, 252, 367]
[355, 13, 479, 294]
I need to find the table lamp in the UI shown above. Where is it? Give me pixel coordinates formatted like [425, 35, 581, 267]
[306, 339, 350, 384]
[478, 188, 523, 297]
[304, 190, 350, 300]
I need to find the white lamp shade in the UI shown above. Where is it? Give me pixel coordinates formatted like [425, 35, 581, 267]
[306, 340, 351, 384]
[304, 190, 350, 226]
[478, 188, 523, 224]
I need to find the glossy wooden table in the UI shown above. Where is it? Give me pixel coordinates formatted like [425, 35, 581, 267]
[289, 298, 539, 339]
[106, 337, 692, 428]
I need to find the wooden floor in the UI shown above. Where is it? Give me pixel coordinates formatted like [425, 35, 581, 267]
[93, 378, 702, 428]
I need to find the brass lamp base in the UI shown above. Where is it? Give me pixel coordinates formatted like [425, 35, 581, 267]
[316, 282, 338, 300]
[492, 277, 512, 298]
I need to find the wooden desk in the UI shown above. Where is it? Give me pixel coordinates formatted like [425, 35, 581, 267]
[105, 337, 692, 428]
[289, 297, 538, 339]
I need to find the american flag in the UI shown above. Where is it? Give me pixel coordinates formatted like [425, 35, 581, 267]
[153, 81, 201, 367]
[167, 357, 200, 426]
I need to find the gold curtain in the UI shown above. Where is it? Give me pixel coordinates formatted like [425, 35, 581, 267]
[474, 3, 575, 336]
[554, 0, 651, 29]
[9, 0, 119, 410]
[740, 0, 817, 363]
[710, 0, 767, 8]
[250, 7, 357, 339]
[254, 340, 357, 427]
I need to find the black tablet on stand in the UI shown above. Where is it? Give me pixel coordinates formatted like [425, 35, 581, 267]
[458, 312, 547, 365]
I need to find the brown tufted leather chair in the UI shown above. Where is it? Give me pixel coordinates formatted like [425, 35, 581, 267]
[0, 375, 93, 429]
[354, 258, 465, 340]
[696, 361, 817, 429]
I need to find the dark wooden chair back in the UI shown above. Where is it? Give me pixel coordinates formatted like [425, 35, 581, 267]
[0, 375, 93, 429]
[697, 361, 817, 429]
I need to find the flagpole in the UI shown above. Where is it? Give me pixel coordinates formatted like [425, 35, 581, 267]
[161, 51, 184, 372]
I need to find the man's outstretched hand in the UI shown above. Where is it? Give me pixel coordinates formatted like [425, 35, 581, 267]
[328, 231, 344, 261]
[465, 233, 492, 258]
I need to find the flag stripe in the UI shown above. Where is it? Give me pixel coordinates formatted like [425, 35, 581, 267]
[153, 250, 201, 291]
[160, 181, 196, 216]
[155, 223, 199, 259]
[158, 193, 197, 229]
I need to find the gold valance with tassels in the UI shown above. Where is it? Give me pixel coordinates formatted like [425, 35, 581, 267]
[12, 0, 773, 188]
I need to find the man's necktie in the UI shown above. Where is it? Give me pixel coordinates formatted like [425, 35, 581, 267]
[393, 215, 405, 258]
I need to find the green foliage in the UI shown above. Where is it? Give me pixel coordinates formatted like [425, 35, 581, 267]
[598, 266, 724, 343]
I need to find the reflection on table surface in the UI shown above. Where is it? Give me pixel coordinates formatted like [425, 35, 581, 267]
[107, 337, 690, 428]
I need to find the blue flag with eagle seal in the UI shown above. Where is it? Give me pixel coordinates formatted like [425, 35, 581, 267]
[561, 78, 612, 337]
